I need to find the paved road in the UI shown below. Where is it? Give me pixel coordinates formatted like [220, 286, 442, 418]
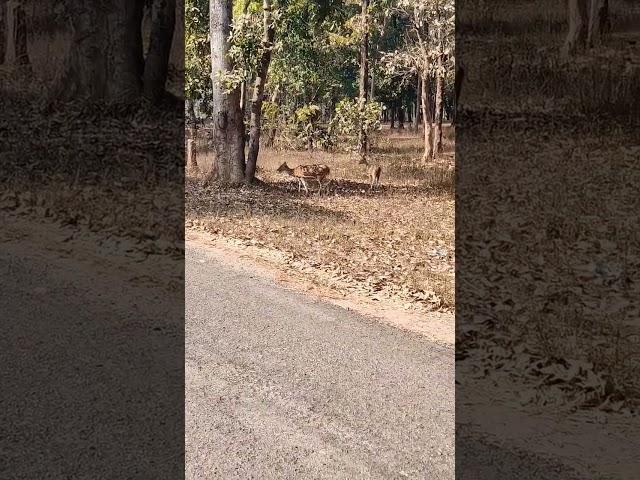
[0, 220, 184, 479]
[186, 243, 455, 479]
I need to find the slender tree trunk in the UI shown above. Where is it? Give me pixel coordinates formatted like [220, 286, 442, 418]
[421, 70, 432, 161]
[266, 85, 280, 147]
[245, 0, 276, 183]
[143, 0, 176, 103]
[186, 138, 198, 171]
[370, 68, 375, 100]
[358, 0, 369, 164]
[432, 53, 444, 157]
[413, 75, 421, 132]
[390, 105, 395, 129]
[398, 105, 404, 129]
[563, 0, 588, 57]
[588, 0, 609, 47]
[210, 0, 245, 184]
[14, 5, 30, 66]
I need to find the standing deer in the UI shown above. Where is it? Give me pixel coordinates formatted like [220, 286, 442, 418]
[277, 162, 330, 195]
[362, 160, 382, 191]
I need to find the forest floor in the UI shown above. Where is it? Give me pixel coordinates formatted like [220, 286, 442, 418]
[456, 0, 640, 423]
[185, 127, 455, 314]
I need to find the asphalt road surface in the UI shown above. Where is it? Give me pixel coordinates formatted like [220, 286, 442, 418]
[186, 243, 455, 479]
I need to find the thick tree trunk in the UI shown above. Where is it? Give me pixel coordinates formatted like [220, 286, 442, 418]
[421, 71, 432, 161]
[358, 0, 369, 164]
[563, 0, 588, 57]
[413, 75, 421, 132]
[143, 0, 176, 103]
[49, 1, 150, 104]
[432, 54, 444, 157]
[245, 0, 276, 184]
[210, 0, 245, 184]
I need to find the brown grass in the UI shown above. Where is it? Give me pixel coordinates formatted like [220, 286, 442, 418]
[186, 128, 455, 312]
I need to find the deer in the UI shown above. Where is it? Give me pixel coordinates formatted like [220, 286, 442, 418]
[361, 160, 382, 191]
[277, 162, 330, 195]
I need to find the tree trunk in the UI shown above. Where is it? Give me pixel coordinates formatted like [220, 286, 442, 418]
[186, 138, 199, 171]
[588, 0, 609, 47]
[421, 71, 432, 161]
[398, 105, 404, 129]
[210, 0, 245, 184]
[14, 5, 30, 66]
[563, 0, 588, 57]
[370, 68, 375, 100]
[390, 105, 395, 129]
[413, 75, 421, 132]
[143, 0, 176, 103]
[245, 0, 276, 184]
[187, 99, 197, 130]
[49, 1, 151, 104]
[357, 0, 369, 164]
[266, 86, 280, 147]
[432, 54, 444, 157]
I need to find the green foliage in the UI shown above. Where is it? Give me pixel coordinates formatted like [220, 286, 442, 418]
[261, 100, 280, 130]
[332, 98, 382, 138]
[185, 0, 211, 107]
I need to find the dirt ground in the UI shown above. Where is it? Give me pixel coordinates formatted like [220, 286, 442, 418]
[186, 127, 455, 314]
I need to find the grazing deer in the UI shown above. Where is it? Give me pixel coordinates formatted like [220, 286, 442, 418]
[277, 162, 330, 195]
[361, 161, 382, 191]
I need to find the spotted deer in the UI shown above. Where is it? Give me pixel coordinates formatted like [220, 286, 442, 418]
[277, 162, 330, 195]
[362, 161, 382, 191]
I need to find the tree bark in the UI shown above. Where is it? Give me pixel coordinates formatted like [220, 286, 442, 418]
[432, 53, 444, 157]
[48, 1, 158, 104]
[413, 75, 421, 132]
[266, 85, 280, 147]
[186, 138, 198, 171]
[588, 0, 609, 47]
[245, 0, 276, 183]
[390, 105, 395, 129]
[14, 5, 30, 66]
[357, 0, 369, 164]
[210, 0, 245, 184]
[563, 0, 588, 57]
[143, 0, 176, 103]
[421, 70, 432, 161]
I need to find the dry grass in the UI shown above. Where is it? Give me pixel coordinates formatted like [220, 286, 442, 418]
[186, 128, 455, 312]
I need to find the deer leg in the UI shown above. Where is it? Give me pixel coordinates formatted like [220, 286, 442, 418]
[297, 179, 301, 193]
